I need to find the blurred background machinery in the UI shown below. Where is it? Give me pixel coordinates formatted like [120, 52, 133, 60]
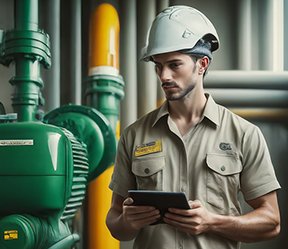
[0, 0, 123, 248]
[0, 0, 287, 249]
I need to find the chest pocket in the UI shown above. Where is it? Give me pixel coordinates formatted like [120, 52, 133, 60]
[206, 153, 242, 215]
[132, 156, 165, 191]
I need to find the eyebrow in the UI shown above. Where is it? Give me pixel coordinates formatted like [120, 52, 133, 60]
[153, 59, 183, 65]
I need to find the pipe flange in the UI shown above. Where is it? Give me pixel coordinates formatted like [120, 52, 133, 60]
[0, 29, 51, 68]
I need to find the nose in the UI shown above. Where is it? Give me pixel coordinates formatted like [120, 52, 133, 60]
[158, 66, 172, 82]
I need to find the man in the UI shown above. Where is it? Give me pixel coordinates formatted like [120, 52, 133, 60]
[106, 5, 281, 249]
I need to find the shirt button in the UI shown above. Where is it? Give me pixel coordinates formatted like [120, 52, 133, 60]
[220, 165, 226, 171]
[144, 168, 150, 174]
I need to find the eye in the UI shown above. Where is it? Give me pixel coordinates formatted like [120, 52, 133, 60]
[154, 64, 162, 73]
[169, 62, 181, 70]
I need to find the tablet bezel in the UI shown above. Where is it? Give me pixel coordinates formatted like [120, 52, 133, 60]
[128, 190, 190, 210]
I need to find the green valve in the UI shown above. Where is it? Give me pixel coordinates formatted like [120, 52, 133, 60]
[44, 104, 117, 180]
[85, 74, 124, 132]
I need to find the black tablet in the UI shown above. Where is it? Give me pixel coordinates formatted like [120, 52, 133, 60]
[128, 190, 190, 224]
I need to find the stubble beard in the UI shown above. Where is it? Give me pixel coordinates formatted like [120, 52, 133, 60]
[165, 84, 195, 101]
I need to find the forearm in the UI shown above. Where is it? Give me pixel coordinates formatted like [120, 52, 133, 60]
[209, 207, 280, 242]
[106, 209, 139, 241]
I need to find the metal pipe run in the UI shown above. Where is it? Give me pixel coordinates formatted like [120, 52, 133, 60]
[85, 4, 123, 249]
[0, 0, 51, 121]
[15, 0, 38, 31]
[120, 0, 138, 129]
[230, 108, 288, 121]
[137, 0, 157, 117]
[205, 70, 288, 90]
[42, 0, 60, 112]
[207, 89, 288, 107]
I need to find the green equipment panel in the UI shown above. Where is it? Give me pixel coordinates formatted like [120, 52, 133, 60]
[0, 122, 73, 215]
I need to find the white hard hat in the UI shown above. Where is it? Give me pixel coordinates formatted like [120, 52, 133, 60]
[140, 5, 219, 61]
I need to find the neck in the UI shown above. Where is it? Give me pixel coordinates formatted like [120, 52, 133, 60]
[168, 90, 207, 135]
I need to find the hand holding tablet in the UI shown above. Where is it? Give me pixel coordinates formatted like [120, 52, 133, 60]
[128, 190, 190, 224]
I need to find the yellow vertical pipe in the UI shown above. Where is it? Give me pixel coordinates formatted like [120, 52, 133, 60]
[88, 3, 119, 71]
[87, 3, 120, 249]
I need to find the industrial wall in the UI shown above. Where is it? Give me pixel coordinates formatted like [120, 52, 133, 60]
[0, 1, 287, 249]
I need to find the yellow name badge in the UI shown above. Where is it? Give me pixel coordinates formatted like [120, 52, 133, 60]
[4, 230, 18, 240]
[134, 140, 162, 157]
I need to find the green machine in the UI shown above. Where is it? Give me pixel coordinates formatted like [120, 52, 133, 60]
[0, 0, 123, 248]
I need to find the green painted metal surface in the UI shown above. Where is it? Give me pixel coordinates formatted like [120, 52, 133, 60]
[0, 214, 78, 249]
[15, 0, 38, 31]
[0, 122, 73, 215]
[59, 128, 89, 221]
[0, 215, 36, 249]
[0, 121, 89, 248]
[0, 120, 86, 248]
[85, 74, 124, 132]
[44, 104, 116, 180]
[0, 0, 51, 122]
[0, 30, 51, 68]
[0, 0, 120, 248]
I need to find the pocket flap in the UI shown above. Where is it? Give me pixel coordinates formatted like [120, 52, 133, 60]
[206, 153, 242, 176]
[132, 157, 165, 177]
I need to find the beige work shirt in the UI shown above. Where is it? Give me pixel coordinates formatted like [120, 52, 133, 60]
[109, 94, 280, 249]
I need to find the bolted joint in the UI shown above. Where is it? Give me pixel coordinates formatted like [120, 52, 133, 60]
[85, 74, 124, 131]
[0, 29, 51, 68]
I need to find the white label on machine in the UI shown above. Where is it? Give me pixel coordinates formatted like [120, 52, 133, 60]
[0, 139, 34, 146]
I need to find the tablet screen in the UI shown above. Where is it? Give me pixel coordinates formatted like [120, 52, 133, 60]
[128, 190, 190, 224]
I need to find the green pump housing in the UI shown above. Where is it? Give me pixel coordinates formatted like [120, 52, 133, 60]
[0, 0, 123, 248]
[0, 122, 84, 248]
[0, 123, 76, 215]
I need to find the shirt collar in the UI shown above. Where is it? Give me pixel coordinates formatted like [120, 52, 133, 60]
[203, 93, 220, 126]
[152, 93, 220, 127]
[152, 101, 169, 127]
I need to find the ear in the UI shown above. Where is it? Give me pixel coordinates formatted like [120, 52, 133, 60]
[198, 56, 210, 75]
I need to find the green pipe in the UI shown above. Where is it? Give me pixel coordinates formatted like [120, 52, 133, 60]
[0, 0, 51, 122]
[12, 0, 41, 121]
[10, 57, 44, 121]
[85, 74, 124, 133]
[15, 0, 38, 31]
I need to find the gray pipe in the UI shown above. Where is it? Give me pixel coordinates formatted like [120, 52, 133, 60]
[205, 71, 288, 90]
[207, 89, 288, 107]
[137, 0, 157, 117]
[120, 0, 138, 130]
[42, 0, 60, 112]
[238, 0, 252, 70]
[70, 0, 82, 105]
